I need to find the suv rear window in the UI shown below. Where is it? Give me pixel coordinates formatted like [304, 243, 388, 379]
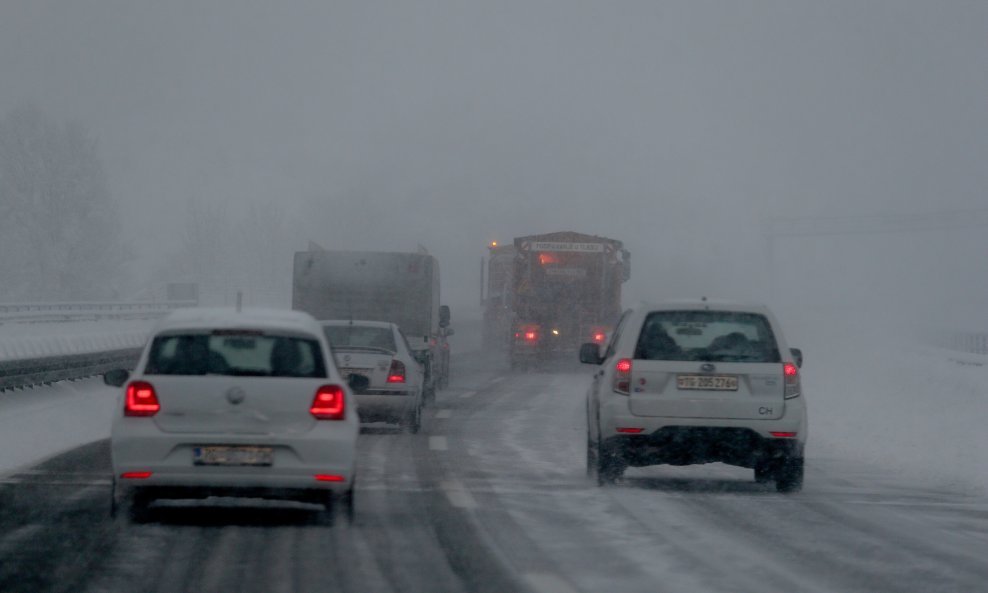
[145, 332, 328, 377]
[634, 311, 781, 363]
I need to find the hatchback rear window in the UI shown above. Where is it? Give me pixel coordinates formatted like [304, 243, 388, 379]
[323, 326, 397, 352]
[634, 311, 781, 363]
[145, 332, 328, 377]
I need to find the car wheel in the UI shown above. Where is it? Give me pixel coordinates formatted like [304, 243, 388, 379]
[754, 461, 774, 484]
[315, 483, 356, 526]
[590, 437, 625, 486]
[775, 457, 804, 493]
[335, 488, 356, 525]
[116, 488, 152, 524]
[586, 435, 597, 480]
[403, 403, 422, 434]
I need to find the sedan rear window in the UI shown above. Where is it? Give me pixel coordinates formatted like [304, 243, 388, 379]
[323, 326, 397, 352]
[145, 333, 328, 377]
[634, 311, 781, 363]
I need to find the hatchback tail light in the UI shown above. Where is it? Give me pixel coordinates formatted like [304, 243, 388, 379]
[310, 385, 346, 420]
[125, 381, 160, 417]
[613, 358, 632, 395]
[783, 362, 801, 399]
[387, 359, 406, 383]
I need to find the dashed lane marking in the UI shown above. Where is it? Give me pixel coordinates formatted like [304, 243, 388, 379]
[523, 572, 580, 593]
[429, 436, 448, 451]
[435, 409, 453, 419]
[460, 390, 477, 399]
[440, 480, 478, 509]
[490, 376, 506, 384]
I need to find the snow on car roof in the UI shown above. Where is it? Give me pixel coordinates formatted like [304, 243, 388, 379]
[639, 299, 773, 314]
[319, 319, 397, 329]
[153, 307, 323, 335]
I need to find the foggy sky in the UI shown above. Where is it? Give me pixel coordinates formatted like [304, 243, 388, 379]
[2, 1, 987, 323]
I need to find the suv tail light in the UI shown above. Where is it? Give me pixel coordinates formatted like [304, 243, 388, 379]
[310, 385, 346, 420]
[613, 358, 632, 395]
[125, 381, 160, 417]
[783, 362, 801, 399]
[387, 359, 406, 383]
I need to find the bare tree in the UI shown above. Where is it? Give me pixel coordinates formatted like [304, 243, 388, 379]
[0, 104, 128, 301]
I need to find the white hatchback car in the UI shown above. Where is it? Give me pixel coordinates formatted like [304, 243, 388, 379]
[322, 320, 426, 432]
[581, 300, 807, 492]
[106, 308, 359, 522]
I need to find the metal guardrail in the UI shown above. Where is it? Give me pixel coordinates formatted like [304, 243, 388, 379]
[0, 300, 195, 390]
[942, 332, 988, 356]
[0, 300, 197, 324]
[0, 347, 143, 392]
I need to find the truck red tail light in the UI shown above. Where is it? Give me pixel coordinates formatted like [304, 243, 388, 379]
[524, 331, 538, 341]
[311, 385, 346, 420]
[613, 358, 632, 394]
[387, 359, 406, 383]
[124, 381, 160, 417]
[783, 362, 800, 399]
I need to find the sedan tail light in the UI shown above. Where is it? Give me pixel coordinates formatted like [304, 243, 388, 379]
[310, 385, 346, 420]
[387, 359, 406, 383]
[125, 381, 160, 417]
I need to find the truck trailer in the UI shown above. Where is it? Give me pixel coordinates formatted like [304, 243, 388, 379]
[293, 247, 452, 394]
[482, 231, 629, 368]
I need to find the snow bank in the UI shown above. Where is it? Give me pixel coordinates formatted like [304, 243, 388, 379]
[0, 320, 153, 361]
[0, 377, 116, 476]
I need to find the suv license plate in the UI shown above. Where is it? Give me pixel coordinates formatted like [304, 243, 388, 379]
[193, 446, 273, 466]
[677, 375, 739, 391]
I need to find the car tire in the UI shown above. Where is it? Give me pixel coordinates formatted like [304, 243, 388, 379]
[588, 436, 625, 486]
[586, 435, 597, 480]
[754, 462, 774, 484]
[403, 402, 422, 434]
[336, 488, 356, 525]
[775, 457, 804, 493]
[116, 488, 152, 524]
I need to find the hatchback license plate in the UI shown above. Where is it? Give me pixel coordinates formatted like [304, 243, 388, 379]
[194, 446, 273, 466]
[677, 375, 739, 391]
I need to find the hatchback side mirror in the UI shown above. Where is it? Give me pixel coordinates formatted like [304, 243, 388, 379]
[579, 343, 605, 365]
[790, 348, 803, 368]
[104, 369, 130, 387]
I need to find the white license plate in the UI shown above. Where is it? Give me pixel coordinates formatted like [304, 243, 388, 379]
[193, 446, 273, 466]
[676, 375, 739, 391]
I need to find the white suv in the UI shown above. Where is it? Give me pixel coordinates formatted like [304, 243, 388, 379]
[581, 300, 807, 492]
[105, 308, 360, 522]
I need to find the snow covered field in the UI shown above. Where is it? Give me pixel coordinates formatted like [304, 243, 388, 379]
[788, 314, 988, 495]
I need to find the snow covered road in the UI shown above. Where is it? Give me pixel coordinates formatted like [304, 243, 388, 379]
[1, 344, 987, 592]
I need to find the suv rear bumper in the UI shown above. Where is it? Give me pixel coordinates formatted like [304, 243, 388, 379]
[603, 426, 804, 469]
